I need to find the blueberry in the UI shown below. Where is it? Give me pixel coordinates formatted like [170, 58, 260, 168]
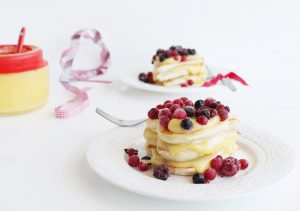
[200, 109, 211, 119]
[138, 73, 147, 82]
[153, 164, 170, 180]
[194, 100, 204, 109]
[180, 118, 193, 130]
[209, 103, 218, 109]
[192, 173, 206, 184]
[183, 106, 195, 117]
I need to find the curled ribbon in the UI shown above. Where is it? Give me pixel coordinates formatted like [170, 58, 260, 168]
[202, 72, 248, 87]
[55, 29, 111, 119]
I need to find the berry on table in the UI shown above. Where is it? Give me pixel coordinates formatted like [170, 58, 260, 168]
[128, 155, 140, 167]
[124, 148, 138, 156]
[210, 156, 223, 171]
[147, 108, 159, 119]
[173, 108, 187, 119]
[239, 159, 249, 170]
[192, 173, 206, 184]
[196, 115, 208, 125]
[180, 118, 193, 130]
[153, 164, 170, 180]
[138, 162, 149, 171]
[204, 168, 217, 181]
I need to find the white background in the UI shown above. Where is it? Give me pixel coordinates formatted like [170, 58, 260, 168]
[1, 0, 300, 210]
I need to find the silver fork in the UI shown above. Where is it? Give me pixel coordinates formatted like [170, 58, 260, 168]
[96, 108, 146, 127]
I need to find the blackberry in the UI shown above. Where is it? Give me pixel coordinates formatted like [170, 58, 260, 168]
[180, 118, 193, 130]
[153, 164, 170, 180]
[183, 106, 195, 117]
[192, 173, 206, 184]
[194, 100, 204, 109]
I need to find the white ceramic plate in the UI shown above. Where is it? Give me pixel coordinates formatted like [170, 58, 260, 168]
[87, 124, 295, 201]
[117, 68, 225, 94]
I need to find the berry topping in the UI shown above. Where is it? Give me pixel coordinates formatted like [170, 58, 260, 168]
[164, 102, 173, 109]
[170, 104, 181, 113]
[183, 106, 195, 117]
[217, 104, 224, 110]
[209, 103, 218, 109]
[218, 108, 229, 121]
[180, 118, 193, 130]
[164, 100, 172, 105]
[158, 108, 172, 118]
[224, 106, 230, 112]
[153, 164, 170, 180]
[239, 159, 249, 170]
[221, 157, 240, 176]
[173, 99, 183, 106]
[156, 104, 163, 109]
[194, 100, 204, 109]
[138, 162, 149, 171]
[192, 173, 206, 184]
[181, 55, 187, 62]
[146, 72, 155, 84]
[204, 98, 216, 107]
[147, 108, 159, 119]
[204, 168, 217, 181]
[180, 97, 189, 102]
[159, 116, 171, 129]
[210, 156, 223, 171]
[187, 79, 194, 86]
[173, 108, 187, 119]
[128, 155, 140, 167]
[124, 148, 138, 156]
[183, 100, 193, 107]
[210, 109, 218, 118]
[196, 115, 208, 125]
[199, 109, 211, 119]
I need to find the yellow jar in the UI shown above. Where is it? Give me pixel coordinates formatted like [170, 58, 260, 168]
[0, 45, 49, 114]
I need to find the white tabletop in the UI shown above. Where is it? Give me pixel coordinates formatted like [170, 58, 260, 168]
[1, 0, 300, 210]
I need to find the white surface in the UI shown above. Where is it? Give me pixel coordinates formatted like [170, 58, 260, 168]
[87, 124, 295, 201]
[0, 0, 300, 210]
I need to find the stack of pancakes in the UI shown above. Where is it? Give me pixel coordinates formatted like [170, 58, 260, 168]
[144, 115, 239, 176]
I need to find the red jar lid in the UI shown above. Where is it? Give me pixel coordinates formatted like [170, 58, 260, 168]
[0, 45, 48, 74]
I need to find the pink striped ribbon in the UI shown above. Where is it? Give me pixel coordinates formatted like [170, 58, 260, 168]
[55, 29, 111, 119]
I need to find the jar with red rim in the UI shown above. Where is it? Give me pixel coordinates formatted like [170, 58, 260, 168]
[0, 45, 49, 114]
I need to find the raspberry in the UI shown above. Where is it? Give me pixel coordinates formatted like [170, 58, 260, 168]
[194, 100, 204, 109]
[187, 79, 194, 86]
[156, 104, 164, 109]
[173, 99, 183, 106]
[181, 55, 187, 62]
[224, 106, 230, 112]
[173, 108, 187, 119]
[221, 157, 240, 176]
[217, 104, 224, 110]
[196, 115, 208, 125]
[180, 118, 193, 130]
[159, 116, 170, 129]
[164, 102, 173, 109]
[218, 108, 228, 121]
[204, 98, 216, 107]
[124, 148, 138, 156]
[180, 83, 188, 87]
[147, 72, 155, 84]
[158, 108, 172, 118]
[204, 168, 217, 181]
[163, 100, 172, 105]
[210, 109, 218, 118]
[180, 97, 189, 102]
[239, 159, 249, 170]
[128, 155, 140, 167]
[138, 162, 149, 171]
[183, 100, 193, 107]
[183, 106, 195, 117]
[147, 108, 159, 119]
[192, 173, 206, 184]
[170, 104, 181, 113]
[153, 164, 170, 180]
[210, 156, 223, 171]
